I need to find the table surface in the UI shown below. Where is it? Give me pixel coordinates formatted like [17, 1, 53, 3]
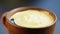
[0, 0, 60, 34]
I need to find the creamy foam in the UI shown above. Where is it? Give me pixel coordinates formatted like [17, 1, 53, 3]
[10, 10, 54, 28]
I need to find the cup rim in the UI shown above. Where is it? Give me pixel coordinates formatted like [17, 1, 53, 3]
[6, 7, 57, 29]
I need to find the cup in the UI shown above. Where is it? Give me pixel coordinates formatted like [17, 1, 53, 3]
[2, 7, 57, 34]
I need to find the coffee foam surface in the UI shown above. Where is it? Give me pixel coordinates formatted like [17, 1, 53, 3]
[10, 10, 54, 28]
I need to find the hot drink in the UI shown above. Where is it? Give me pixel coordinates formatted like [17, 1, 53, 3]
[2, 7, 57, 34]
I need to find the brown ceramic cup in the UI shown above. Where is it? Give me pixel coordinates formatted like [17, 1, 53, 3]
[2, 7, 57, 34]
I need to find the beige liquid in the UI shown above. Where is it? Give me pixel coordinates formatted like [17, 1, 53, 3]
[10, 10, 54, 28]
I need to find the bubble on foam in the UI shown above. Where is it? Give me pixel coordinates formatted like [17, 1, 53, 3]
[10, 18, 15, 24]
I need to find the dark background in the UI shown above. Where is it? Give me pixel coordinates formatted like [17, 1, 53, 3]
[0, 0, 60, 34]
